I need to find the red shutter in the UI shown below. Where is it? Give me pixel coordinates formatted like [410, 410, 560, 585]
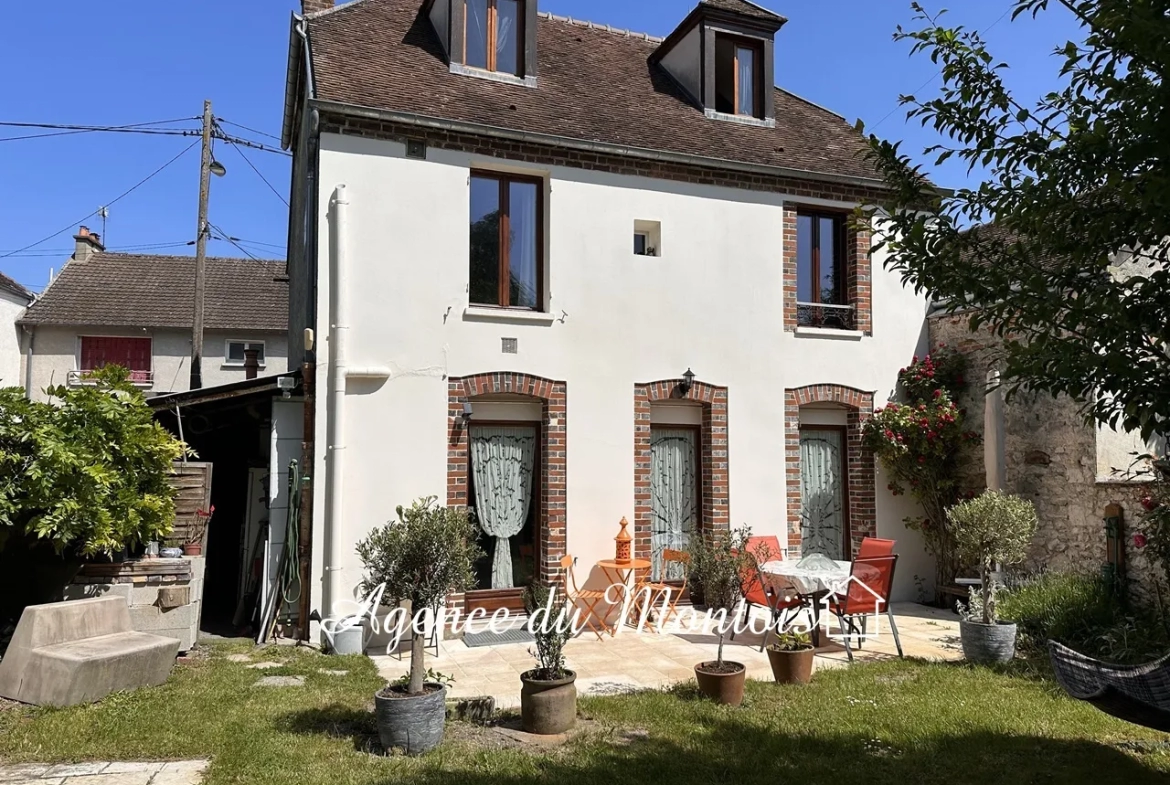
[80, 337, 152, 380]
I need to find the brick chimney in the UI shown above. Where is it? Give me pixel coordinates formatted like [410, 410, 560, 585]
[243, 348, 260, 380]
[73, 225, 105, 263]
[302, 0, 334, 14]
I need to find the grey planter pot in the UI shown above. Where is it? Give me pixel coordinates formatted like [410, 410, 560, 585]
[960, 619, 1017, 664]
[327, 621, 367, 655]
[374, 683, 447, 755]
[520, 670, 577, 735]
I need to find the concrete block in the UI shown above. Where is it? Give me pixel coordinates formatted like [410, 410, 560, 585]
[62, 584, 131, 603]
[0, 597, 178, 707]
[157, 586, 190, 609]
[129, 603, 196, 632]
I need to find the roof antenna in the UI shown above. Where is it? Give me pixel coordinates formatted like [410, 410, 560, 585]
[97, 206, 109, 245]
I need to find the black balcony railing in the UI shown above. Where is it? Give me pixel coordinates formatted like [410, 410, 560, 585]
[796, 302, 857, 331]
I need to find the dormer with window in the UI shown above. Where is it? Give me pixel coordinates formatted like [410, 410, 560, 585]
[652, 0, 785, 127]
[426, 0, 539, 86]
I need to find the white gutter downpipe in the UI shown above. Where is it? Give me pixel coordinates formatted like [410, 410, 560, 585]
[324, 185, 351, 620]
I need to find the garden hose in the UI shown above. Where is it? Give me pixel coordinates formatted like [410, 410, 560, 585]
[280, 460, 303, 608]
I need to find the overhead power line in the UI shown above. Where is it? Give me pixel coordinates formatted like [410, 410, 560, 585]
[208, 222, 264, 261]
[217, 118, 282, 142]
[0, 117, 200, 142]
[0, 138, 200, 260]
[218, 129, 290, 207]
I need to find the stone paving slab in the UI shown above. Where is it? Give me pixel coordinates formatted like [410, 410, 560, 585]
[0, 760, 208, 785]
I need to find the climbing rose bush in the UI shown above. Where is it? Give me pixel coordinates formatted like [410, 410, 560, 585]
[863, 348, 978, 592]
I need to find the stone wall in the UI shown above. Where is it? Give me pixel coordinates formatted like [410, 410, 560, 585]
[929, 313, 1164, 599]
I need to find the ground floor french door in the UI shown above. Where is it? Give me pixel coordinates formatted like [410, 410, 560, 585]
[650, 426, 700, 581]
[466, 423, 540, 612]
[799, 427, 849, 560]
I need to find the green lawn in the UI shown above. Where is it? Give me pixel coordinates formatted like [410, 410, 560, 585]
[1, 642, 1168, 784]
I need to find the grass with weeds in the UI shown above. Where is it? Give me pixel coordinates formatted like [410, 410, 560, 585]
[0, 642, 1167, 784]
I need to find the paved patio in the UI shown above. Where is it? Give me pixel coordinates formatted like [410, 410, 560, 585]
[0, 760, 209, 785]
[372, 602, 961, 709]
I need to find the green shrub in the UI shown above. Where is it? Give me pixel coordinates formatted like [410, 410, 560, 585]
[948, 490, 1038, 623]
[999, 571, 1170, 663]
[0, 366, 185, 556]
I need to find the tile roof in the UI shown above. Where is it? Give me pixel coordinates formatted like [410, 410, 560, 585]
[0, 271, 32, 302]
[19, 252, 288, 331]
[700, 0, 785, 22]
[306, 0, 880, 183]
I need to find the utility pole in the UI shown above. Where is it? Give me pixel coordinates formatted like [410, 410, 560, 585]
[190, 99, 213, 390]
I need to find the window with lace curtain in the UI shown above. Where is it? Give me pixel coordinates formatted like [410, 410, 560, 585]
[465, 0, 523, 76]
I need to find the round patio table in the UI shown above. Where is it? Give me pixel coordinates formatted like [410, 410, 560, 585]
[596, 558, 652, 633]
[760, 557, 852, 646]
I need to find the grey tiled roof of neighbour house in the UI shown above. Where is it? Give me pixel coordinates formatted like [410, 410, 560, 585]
[301, 0, 883, 184]
[0, 272, 33, 302]
[18, 253, 288, 331]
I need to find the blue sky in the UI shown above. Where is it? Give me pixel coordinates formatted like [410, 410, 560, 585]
[0, 0, 1080, 294]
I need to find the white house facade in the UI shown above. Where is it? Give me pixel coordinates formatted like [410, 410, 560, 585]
[0, 274, 33, 389]
[283, 0, 935, 623]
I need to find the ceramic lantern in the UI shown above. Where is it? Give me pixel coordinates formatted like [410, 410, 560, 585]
[615, 517, 632, 564]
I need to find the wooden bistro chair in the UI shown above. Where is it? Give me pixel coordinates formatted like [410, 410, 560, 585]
[857, 537, 896, 559]
[731, 536, 805, 651]
[640, 549, 691, 631]
[827, 554, 903, 661]
[560, 555, 612, 640]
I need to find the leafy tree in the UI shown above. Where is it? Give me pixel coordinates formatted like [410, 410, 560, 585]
[948, 490, 1039, 624]
[865, 0, 1170, 439]
[356, 497, 482, 694]
[0, 365, 184, 556]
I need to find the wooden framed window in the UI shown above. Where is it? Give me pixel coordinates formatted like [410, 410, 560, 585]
[796, 210, 852, 329]
[715, 35, 763, 118]
[469, 171, 543, 310]
[465, 0, 523, 76]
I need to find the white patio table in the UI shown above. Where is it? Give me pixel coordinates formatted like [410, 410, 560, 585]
[760, 556, 852, 646]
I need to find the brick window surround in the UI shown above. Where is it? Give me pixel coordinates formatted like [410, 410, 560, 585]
[634, 379, 729, 560]
[782, 205, 872, 335]
[784, 385, 875, 557]
[447, 372, 567, 589]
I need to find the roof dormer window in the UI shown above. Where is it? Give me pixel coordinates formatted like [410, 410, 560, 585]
[466, 0, 523, 76]
[714, 35, 762, 118]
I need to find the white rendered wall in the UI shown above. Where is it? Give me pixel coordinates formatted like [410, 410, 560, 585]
[0, 291, 27, 389]
[310, 133, 932, 607]
[23, 326, 287, 400]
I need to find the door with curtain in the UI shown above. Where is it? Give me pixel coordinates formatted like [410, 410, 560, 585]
[467, 423, 540, 612]
[650, 427, 699, 581]
[799, 428, 848, 560]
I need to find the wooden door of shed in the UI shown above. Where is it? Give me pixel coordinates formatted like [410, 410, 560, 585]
[169, 462, 213, 547]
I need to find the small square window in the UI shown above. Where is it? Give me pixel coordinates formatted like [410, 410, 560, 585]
[633, 220, 661, 257]
[225, 340, 266, 366]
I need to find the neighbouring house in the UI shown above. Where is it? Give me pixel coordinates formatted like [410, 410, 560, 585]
[19, 227, 290, 400]
[281, 0, 938, 626]
[0, 271, 34, 389]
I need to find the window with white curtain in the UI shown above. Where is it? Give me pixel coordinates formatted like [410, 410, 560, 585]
[464, 0, 523, 76]
[714, 34, 763, 118]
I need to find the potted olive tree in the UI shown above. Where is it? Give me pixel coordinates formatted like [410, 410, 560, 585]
[356, 497, 481, 755]
[519, 582, 576, 734]
[766, 630, 815, 685]
[947, 490, 1038, 664]
[688, 526, 752, 706]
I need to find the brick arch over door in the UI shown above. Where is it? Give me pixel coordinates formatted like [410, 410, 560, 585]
[448, 373, 567, 588]
[634, 379, 729, 561]
[784, 384, 875, 557]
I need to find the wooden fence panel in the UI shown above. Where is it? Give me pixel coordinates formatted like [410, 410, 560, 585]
[168, 462, 213, 546]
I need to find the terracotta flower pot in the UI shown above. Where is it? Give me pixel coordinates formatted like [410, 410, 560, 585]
[182, 542, 202, 556]
[766, 646, 815, 685]
[694, 661, 746, 706]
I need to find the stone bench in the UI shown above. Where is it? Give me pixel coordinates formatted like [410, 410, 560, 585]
[0, 596, 179, 706]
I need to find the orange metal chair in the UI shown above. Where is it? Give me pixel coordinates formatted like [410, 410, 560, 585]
[857, 537, 896, 559]
[731, 543, 806, 651]
[827, 554, 903, 661]
[559, 555, 612, 640]
[640, 549, 690, 630]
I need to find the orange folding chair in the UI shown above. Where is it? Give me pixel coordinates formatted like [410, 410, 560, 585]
[640, 549, 690, 631]
[560, 555, 612, 640]
[827, 554, 903, 661]
[732, 537, 806, 651]
[857, 537, 896, 559]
